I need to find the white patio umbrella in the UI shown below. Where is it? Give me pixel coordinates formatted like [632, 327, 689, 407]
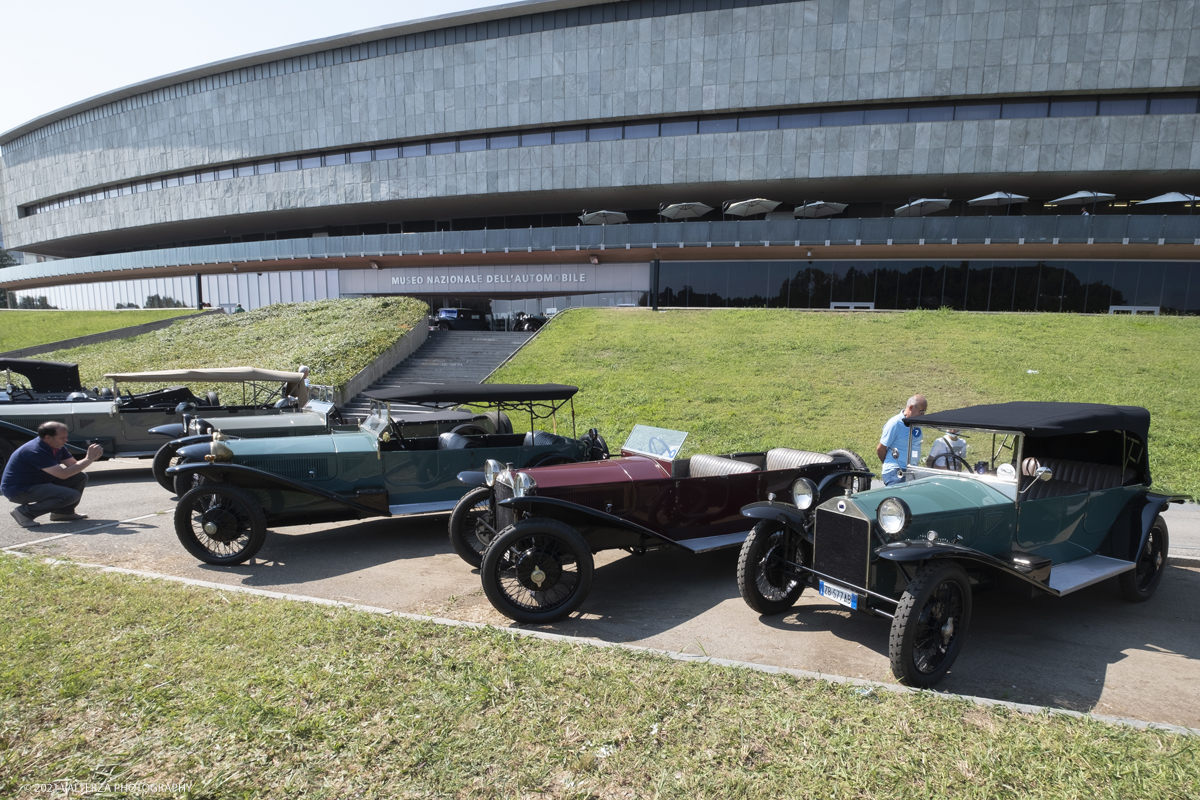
[967, 191, 1029, 207]
[1136, 192, 1200, 206]
[578, 210, 629, 225]
[894, 198, 952, 217]
[793, 201, 848, 219]
[1049, 190, 1115, 216]
[722, 198, 781, 217]
[659, 202, 713, 220]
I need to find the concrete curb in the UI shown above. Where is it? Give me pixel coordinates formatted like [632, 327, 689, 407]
[0, 309, 222, 358]
[9, 550, 1196, 738]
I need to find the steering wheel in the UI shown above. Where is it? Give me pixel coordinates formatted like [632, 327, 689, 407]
[928, 452, 972, 472]
[647, 436, 671, 457]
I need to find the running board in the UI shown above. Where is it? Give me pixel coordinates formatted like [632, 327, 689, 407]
[673, 531, 750, 554]
[387, 500, 460, 516]
[1048, 555, 1135, 595]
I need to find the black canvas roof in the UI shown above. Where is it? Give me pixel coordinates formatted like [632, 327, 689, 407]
[907, 402, 1150, 441]
[363, 383, 578, 404]
[0, 358, 82, 393]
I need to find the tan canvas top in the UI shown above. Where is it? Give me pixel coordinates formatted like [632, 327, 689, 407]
[104, 367, 305, 383]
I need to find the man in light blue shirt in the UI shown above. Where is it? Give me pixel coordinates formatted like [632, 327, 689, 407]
[875, 395, 927, 486]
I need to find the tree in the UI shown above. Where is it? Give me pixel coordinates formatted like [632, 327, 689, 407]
[145, 293, 186, 308]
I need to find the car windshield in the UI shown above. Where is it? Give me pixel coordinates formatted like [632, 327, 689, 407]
[907, 426, 1023, 486]
[621, 425, 688, 459]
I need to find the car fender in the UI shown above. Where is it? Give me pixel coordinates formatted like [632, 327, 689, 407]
[877, 541, 1052, 588]
[741, 500, 811, 529]
[457, 470, 487, 487]
[499, 495, 679, 548]
[164, 433, 217, 451]
[1130, 492, 1191, 561]
[0, 419, 88, 458]
[167, 461, 391, 517]
[148, 423, 186, 439]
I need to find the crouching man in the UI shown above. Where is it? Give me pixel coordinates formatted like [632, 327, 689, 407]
[3, 421, 104, 528]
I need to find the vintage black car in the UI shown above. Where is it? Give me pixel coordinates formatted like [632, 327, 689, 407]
[167, 383, 607, 565]
[453, 424, 870, 624]
[736, 402, 1189, 687]
[430, 308, 491, 331]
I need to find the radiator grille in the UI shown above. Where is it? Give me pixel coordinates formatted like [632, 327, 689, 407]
[813, 507, 871, 590]
[495, 483, 516, 530]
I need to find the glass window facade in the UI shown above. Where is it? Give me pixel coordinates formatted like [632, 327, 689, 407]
[657, 261, 1199, 314]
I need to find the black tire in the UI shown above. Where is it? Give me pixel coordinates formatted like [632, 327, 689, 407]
[174, 483, 267, 566]
[206, 391, 220, 406]
[451, 423, 490, 437]
[827, 448, 871, 493]
[437, 321, 451, 331]
[152, 442, 182, 492]
[737, 521, 807, 615]
[486, 410, 513, 435]
[1119, 515, 1169, 602]
[481, 519, 594, 624]
[448, 487, 498, 568]
[889, 562, 972, 688]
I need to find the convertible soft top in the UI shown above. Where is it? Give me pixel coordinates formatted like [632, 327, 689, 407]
[364, 383, 578, 404]
[908, 402, 1150, 441]
[105, 367, 305, 383]
[0, 358, 83, 393]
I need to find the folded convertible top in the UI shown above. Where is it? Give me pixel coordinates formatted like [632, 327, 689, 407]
[364, 383, 578, 404]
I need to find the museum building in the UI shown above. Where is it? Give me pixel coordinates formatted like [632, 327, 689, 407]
[1, 0, 1199, 316]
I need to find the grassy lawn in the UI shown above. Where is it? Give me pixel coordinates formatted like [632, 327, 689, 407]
[492, 309, 1200, 498]
[38, 298, 427, 393]
[1, 555, 1194, 800]
[0, 309, 199, 353]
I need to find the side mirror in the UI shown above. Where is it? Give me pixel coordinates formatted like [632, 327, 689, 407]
[890, 447, 899, 459]
[1035, 466, 1053, 482]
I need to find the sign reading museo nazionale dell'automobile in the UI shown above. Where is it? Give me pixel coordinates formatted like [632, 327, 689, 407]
[342, 263, 649, 295]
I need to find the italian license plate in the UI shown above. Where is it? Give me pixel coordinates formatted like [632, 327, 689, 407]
[819, 580, 859, 610]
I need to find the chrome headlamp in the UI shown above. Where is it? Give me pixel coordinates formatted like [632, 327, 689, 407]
[484, 459, 503, 487]
[791, 478, 817, 510]
[876, 497, 912, 539]
[207, 438, 234, 463]
[511, 471, 537, 498]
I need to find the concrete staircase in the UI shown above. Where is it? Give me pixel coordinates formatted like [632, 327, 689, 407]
[340, 330, 534, 419]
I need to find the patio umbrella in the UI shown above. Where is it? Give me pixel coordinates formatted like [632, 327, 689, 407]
[659, 202, 713, 220]
[1049, 190, 1115, 216]
[1136, 192, 1200, 206]
[722, 198, 781, 217]
[578, 210, 628, 225]
[894, 198, 952, 217]
[967, 191, 1029, 216]
[793, 201, 848, 219]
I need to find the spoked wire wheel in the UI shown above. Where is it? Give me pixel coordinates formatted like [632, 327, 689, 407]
[889, 562, 972, 687]
[173, 483, 267, 565]
[737, 521, 807, 615]
[1120, 515, 1169, 602]
[481, 519, 593, 624]
[448, 487, 498, 568]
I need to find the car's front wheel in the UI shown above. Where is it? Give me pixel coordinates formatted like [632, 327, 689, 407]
[152, 441, 183, 492]
[481, 519, 593, 624]
[889, 562, 972, 687]
[448, 486, 498, 568]
[1119, 515, 1169, 602]
[737, 521, 807, 615]
[174, 484, 267, 566]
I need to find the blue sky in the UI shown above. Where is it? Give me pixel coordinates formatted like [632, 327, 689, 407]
[2, 0, 501, 136]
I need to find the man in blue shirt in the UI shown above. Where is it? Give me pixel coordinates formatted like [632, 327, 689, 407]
[875, 395, 928, 486]
[2, 421, 104, 528]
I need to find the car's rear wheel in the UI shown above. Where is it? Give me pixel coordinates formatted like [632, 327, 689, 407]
[737, 521, 807, 615]
[485, 410, 512, 435]
[1120, 515, 1169, 602]
[448, 486, 497, 568]
[889, 562, 972, 688]
[827, 449, 870, 493]
[152, 442, 183, 492]
[174, 484, 267, 566]
[481, 519, 593, 624]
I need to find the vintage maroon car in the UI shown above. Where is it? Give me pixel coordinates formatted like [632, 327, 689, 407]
[451, 425, 870, 623]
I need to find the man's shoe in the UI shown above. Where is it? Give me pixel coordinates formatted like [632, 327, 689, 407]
[49, 512, 88, 522]
[10, 508, 40, 528]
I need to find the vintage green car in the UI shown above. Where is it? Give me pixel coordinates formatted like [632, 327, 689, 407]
[0, 360, 310, 469]
[736, 402, 1189, 687]
[167, 383, 607, 565]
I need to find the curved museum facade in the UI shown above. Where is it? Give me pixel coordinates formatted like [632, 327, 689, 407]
[1, 0, 1199, 314]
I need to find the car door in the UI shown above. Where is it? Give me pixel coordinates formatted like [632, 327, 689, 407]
[1016, 491, 1089, 563]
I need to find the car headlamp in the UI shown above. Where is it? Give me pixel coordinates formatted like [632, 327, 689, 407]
[876, 497, 912, 538]
[207, 438, 234, 463]
[484, 459, 503, 487]
[791, 478, 817, 510]
[511, 471, 537, 498]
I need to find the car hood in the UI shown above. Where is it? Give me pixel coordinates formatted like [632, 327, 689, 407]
[206, 411, 327, 433]
[180, 430, 375, 461]
[521, 455, 670, 488]
[840, 474, 1012, 518]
